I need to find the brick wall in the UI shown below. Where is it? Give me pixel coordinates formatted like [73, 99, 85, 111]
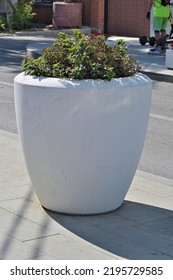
[90, 0, 105, 33]
[83, 0, 150, 37]
[81, 0, 149, 36]
[33, 6, 53, 24]
[31, 0, 150, 37]
[74, 0, 91, 26]
[52, 2, 82, 27]
[107, 0, 150, 37]
[32, 0, 89, 26]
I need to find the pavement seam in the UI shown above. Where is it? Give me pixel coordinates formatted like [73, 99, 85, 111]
[0, 129, 18, 139]
[150, 113, 173, 122]
[0, 81, 14, 86]
[136, 170, 173, 187]
[23, 233, 61, 242]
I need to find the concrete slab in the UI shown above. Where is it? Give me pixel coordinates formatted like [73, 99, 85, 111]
[26, 234, 121, 260]
[0, 207, 61, 242]
[0, 197, 70, 235]
[0, 231, 45, 260]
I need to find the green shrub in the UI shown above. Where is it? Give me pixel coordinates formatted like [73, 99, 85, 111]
[0, 16, 6, 31]
[9, 0, 35, 30]
[22, 30, 141, 80]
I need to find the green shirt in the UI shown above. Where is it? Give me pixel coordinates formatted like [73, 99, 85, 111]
[154, 0, 170, 17]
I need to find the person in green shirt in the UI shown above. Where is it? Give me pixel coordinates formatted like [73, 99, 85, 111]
[147, 0, 170, 54]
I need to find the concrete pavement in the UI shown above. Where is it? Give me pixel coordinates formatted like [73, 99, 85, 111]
[0, 32, 173, 260]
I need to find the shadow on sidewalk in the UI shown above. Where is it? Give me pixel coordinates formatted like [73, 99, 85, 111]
[46, 201, 173, 260]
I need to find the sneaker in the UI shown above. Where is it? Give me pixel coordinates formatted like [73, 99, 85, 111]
[148, 45, 165, 55]
[163, 42, 169, 50]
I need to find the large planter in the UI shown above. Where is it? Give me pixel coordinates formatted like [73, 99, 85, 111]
[14, 73, 152, 215]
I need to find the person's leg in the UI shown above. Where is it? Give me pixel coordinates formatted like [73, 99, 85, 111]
[148, 17, 163, 54]
[154, 17, 162, 45]
[160, 17, 169, 48]
[154, 30, 161, 45]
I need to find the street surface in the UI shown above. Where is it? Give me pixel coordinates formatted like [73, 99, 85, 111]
[138, 81, 173, 180]
[0, 34, 55, 133]
[0, 35, 173, 180]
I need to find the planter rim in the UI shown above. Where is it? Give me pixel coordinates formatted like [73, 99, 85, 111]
[14, 72, 151, 89]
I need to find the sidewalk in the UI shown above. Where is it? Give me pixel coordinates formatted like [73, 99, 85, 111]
[1, 32, 173, 260]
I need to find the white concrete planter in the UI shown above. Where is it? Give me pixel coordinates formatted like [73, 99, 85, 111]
[14, 73, 152, 214]
[166, 49, 173, 69]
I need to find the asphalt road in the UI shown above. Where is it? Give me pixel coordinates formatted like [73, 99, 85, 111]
[138, 81, 173, 180]
[0, 35, 26, 133]
[0, 34, 55, 133]
[0, 35, 173, 180]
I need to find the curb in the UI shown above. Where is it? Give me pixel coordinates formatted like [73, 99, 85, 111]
[27, 41, 55, 58]
[141, 71, 173, 83]
[15, 26, 91, 38]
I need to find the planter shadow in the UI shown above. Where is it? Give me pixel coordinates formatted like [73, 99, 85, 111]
[45, 201, 173, 260]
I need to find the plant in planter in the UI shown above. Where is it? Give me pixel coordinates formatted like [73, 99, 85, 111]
[21, 30, 141, 79]
[14, 30, 152, 215]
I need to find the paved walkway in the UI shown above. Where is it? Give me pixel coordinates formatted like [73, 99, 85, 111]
[0, 32, 173, 260]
